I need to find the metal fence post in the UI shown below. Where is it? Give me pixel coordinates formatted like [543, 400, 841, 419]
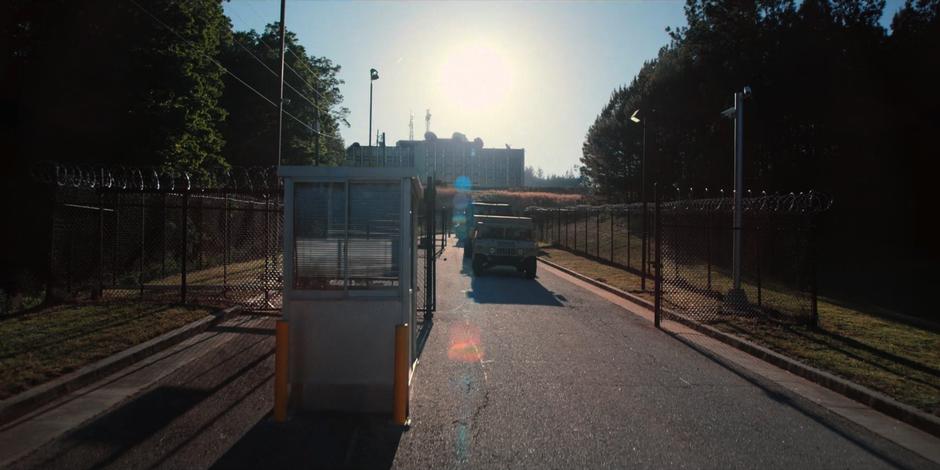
[181, 191, 188, 304]
[706, 212, 712, 291]
[609, 211, 614, 262]
[140, 192, 145, 297]
[264, 194, 271, 305]
[223, 194, 229, 290]
[161, 193, 167, 277]
[641, 201, 648, 291]
[98, 190, 104, 298]
[756, 221, 762, 307]
[654, 184, 662, 328]
[810, 216, 819, 327]
[595, 212, 600, 258]
[113, 193, 119, 287]
[627, 208, 631, 269]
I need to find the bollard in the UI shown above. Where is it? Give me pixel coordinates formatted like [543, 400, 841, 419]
[393, 323, 410, 425]
[274, 320, 289, 422]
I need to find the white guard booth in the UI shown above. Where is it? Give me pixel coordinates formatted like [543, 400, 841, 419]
[279, 166, 422, 413]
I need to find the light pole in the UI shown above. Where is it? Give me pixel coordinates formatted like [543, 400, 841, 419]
[630, 109, 648, 290]
[721, 86, 752, 309]
[369, 68, 379, 146]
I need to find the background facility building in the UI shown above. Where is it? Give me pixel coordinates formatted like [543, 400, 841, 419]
[345, 132, 524, 188]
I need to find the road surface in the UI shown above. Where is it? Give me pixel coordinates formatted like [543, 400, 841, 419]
[8, 241, 937, 469]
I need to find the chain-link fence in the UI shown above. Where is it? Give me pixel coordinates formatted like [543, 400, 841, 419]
[529, 203, 654, 290]
[48, 186, 282, 311]
[527, 191, 830, 326]
[654, 195, 824, 325]
[415, 178, 437, 316]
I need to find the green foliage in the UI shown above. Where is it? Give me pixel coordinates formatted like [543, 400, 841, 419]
[581, 0, 937, 312]
[0, 1, 349, 299]
[219, 25, 347, 167]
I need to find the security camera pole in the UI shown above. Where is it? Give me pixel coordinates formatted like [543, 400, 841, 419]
[721, 87, 750, 309]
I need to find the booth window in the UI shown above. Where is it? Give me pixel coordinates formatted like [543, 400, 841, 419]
[293, 181, 401, 292]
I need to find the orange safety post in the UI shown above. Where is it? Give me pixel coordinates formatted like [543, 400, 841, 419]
[274, 320, 289, 422]
[393, 323, 410, 425]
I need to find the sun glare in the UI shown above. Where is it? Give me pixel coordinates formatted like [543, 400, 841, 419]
[436, 42, 514, 112]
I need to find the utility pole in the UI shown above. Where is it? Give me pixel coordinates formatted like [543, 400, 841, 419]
[276, 0, 286, 166]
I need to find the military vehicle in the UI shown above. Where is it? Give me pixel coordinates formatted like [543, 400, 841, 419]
[469, 215, 537, 278]
[459, 201, 514, 253]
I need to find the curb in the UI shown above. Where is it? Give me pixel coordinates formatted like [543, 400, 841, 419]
[0, 305, 242, 426]
[537, 256, 940, 438]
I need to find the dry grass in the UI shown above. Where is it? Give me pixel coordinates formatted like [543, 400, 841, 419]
[437, 186, 587, 212]
[0, 302, 211, 399]
[539, 247, 940, 417]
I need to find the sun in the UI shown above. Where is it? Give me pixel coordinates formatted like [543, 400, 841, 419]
[436, 42, 514, 112]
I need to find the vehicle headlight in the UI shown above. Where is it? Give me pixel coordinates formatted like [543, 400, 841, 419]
[489, 247, 496, 255]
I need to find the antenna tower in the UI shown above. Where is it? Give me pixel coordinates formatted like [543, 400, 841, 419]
[409, 111, 414, 140]
[425, 109, 431, 134]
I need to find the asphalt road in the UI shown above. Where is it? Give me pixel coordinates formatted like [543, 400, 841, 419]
[9, 241, 937, 469]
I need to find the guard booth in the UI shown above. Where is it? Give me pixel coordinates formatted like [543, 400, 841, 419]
[279, 166, 422, 413]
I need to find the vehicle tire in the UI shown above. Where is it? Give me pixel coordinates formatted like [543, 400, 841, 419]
[524, 258, 537, 279]
[472, 256, 485, 276]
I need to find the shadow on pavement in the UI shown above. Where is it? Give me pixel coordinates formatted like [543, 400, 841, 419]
[464, 264, 563, 306]
[416, 318, 434, 359]
[212, 412, 403, 470]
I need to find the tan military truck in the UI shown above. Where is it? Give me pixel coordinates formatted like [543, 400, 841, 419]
[469, 215, 538, 278]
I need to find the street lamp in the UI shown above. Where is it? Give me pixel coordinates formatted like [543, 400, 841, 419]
[721, 86, 752, 310]
[369, 68, 379, 146]
[630, 109, 649, 290]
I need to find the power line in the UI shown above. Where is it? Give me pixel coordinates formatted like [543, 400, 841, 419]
[239, 2, 331, 102]
[229, 34, 327, 114]
[128, 0, 341, 141]
[227, 8, 334, 113]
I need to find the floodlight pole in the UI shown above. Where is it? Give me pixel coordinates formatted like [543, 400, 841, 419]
[732, 91, 744, 291]
[640, 117, 647, 290]
[276, 0, 286, 166]
[369, 68, 378, 147]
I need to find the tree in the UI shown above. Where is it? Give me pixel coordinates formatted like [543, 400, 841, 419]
[580, 0, 934, 313]
[0, 0, 231, 303]
[220, 24, 347, 167]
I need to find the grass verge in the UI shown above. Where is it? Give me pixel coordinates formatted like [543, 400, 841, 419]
[539, 247, 940, 417]
[0, 302, 211, 400]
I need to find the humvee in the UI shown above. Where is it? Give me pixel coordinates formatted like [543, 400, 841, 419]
[469, 215, 537, 278]
[460, 201, 514, 255]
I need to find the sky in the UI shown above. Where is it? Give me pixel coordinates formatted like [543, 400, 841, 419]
[223, 0, 906, 176]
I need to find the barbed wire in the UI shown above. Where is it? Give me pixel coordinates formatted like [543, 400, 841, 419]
[524, 190, 833, 215]
[30, 162, 282, 194]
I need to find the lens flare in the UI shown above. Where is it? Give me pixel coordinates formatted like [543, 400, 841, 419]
[447, 323, 484, 363]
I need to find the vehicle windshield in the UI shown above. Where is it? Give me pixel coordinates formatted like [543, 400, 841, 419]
[477, 226, 531, 240]
[472, 204, 513, 216]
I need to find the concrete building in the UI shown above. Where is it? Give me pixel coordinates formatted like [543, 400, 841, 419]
[345, 132, 524, 188]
